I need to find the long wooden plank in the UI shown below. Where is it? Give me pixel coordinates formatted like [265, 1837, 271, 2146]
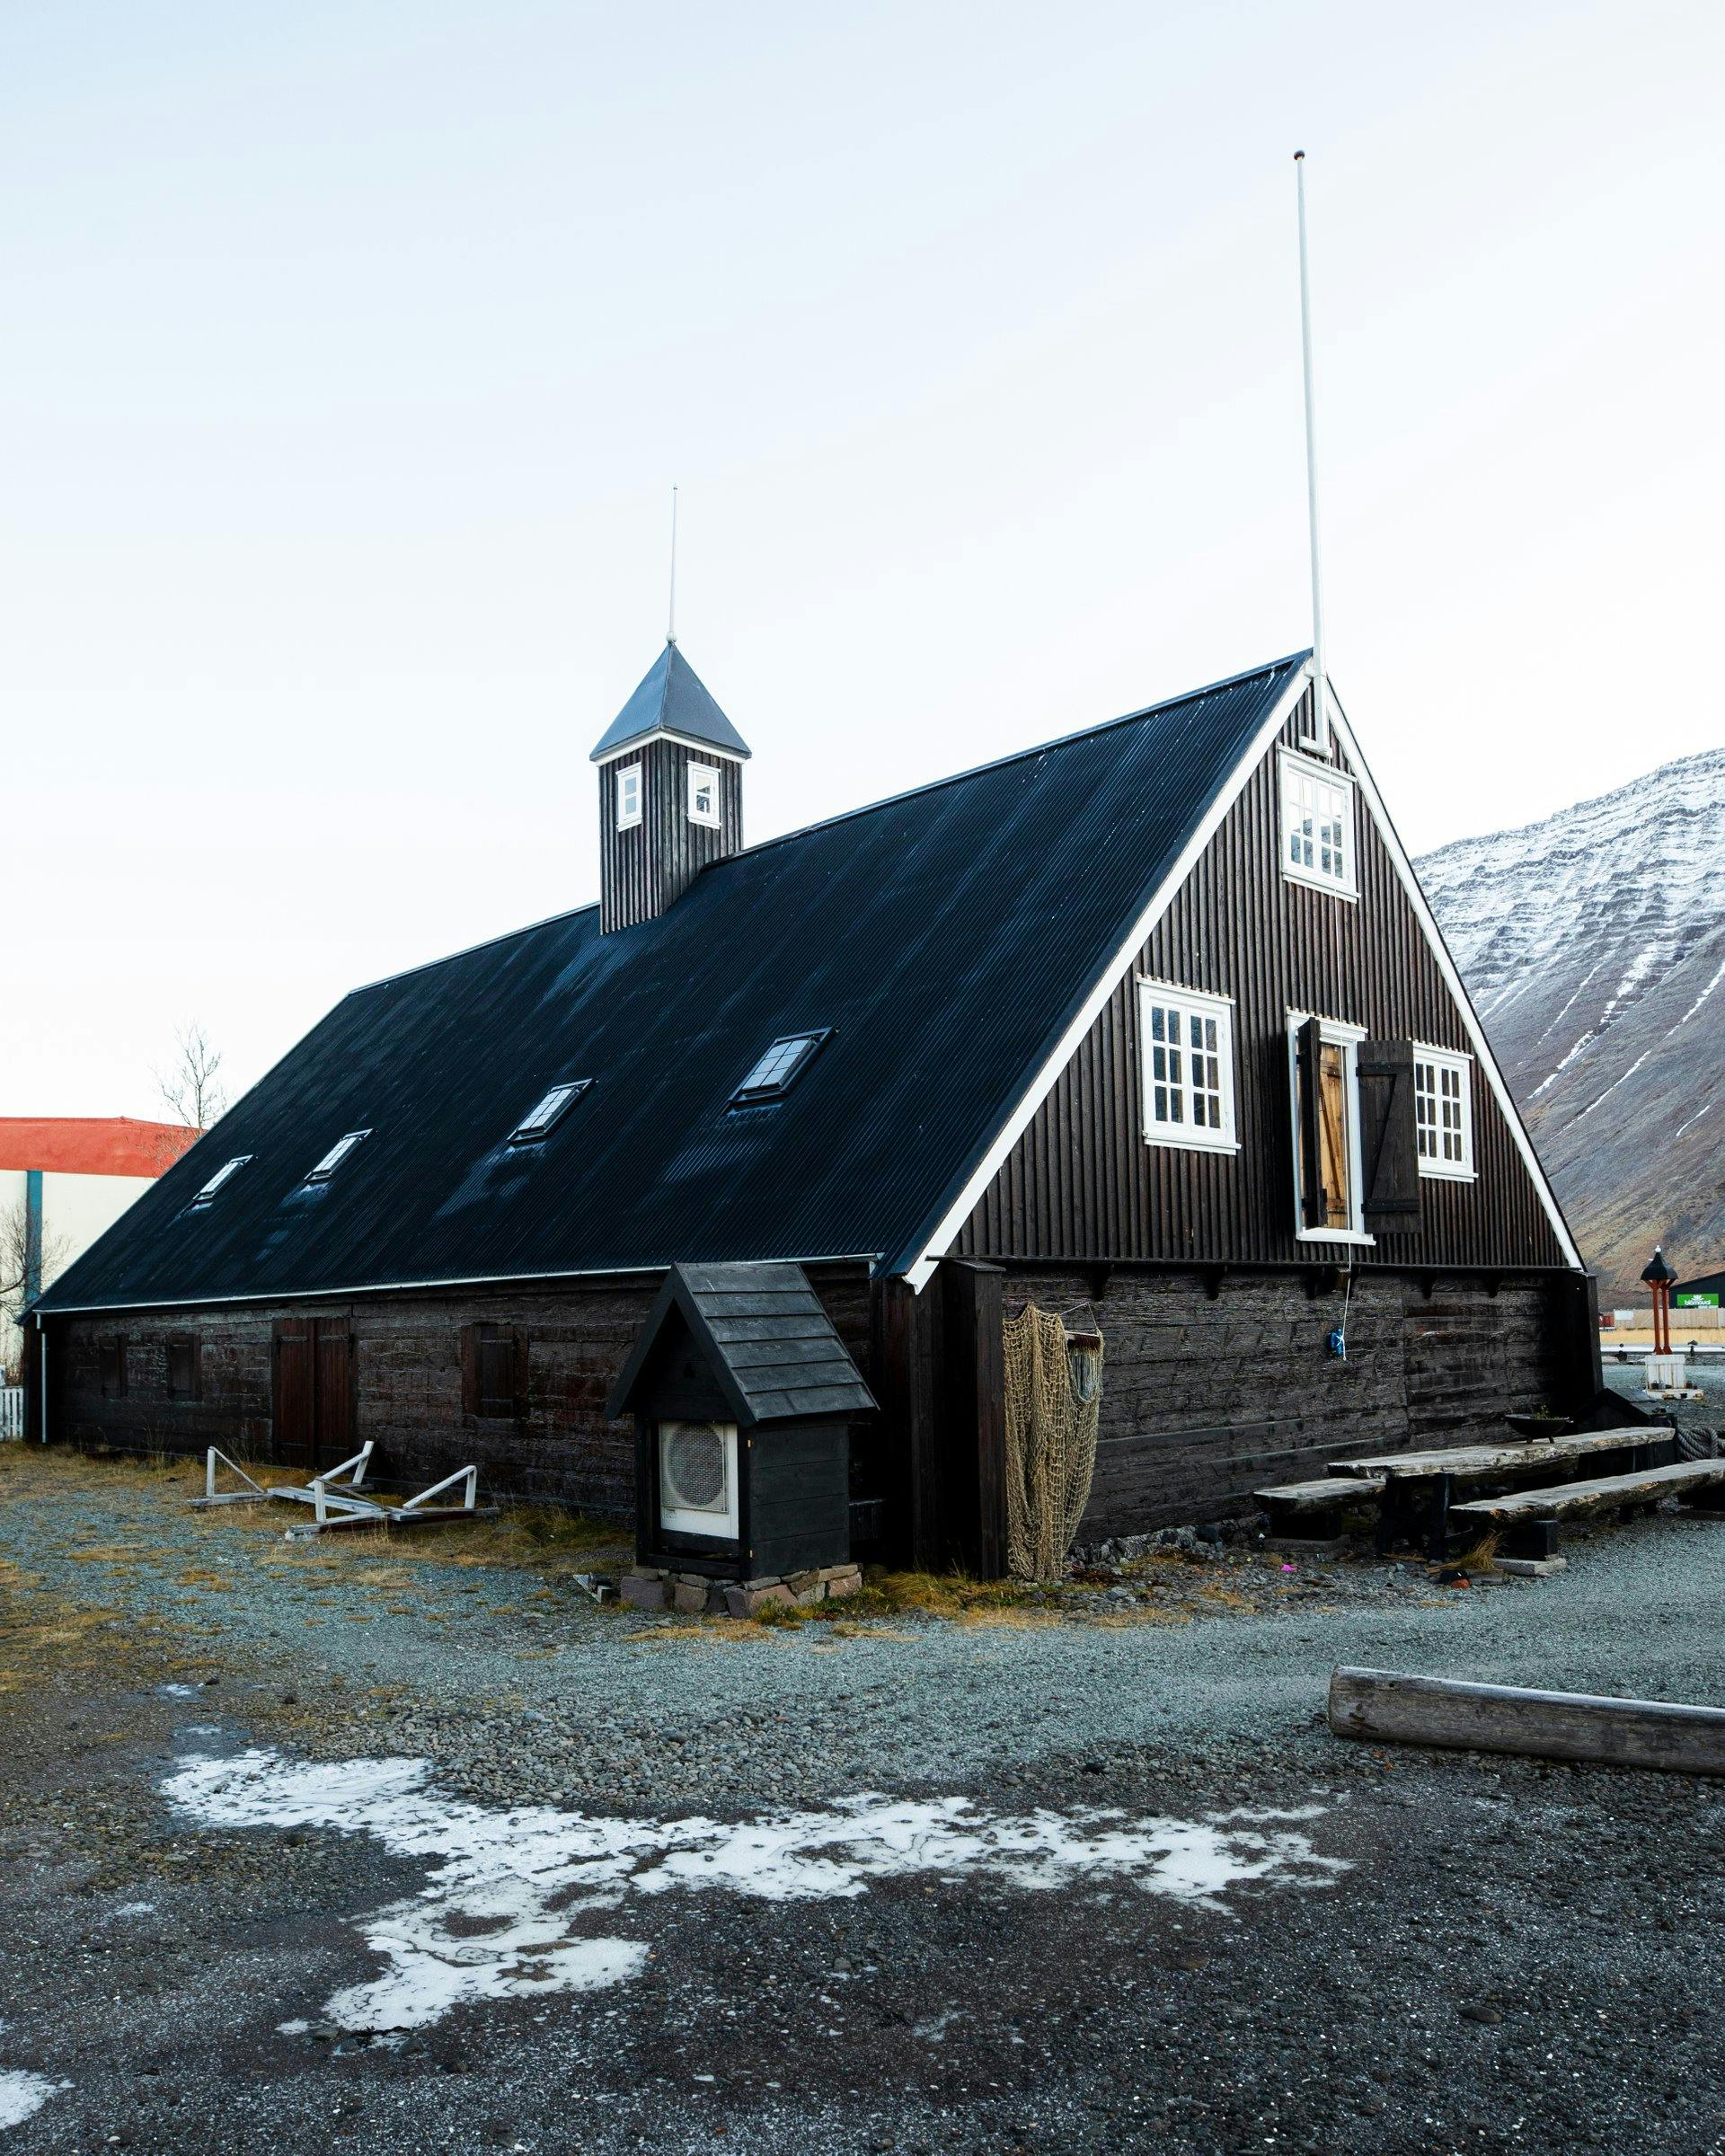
[1254, 1474, 1385, 1508]
[1452, 1457, 1725, 1523]
[1327, 1432, 1646, 1481]
[1329, 1666, 1725, 1776]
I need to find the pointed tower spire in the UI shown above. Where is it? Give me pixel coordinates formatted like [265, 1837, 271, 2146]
[591, 646, 750, 933]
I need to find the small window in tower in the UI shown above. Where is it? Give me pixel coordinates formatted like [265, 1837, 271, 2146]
[303, 1130, 371, 1184]
[507, 1080, 590, 1146]
[728, 1029, 831, 1107]
[688, 762, 721, 828]
[188, 1156, 251, 1209]
[616, 763, 642, 831]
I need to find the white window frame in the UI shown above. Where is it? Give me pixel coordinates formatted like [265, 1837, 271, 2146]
[1286, 1010, 1375, 1247]
[687, 761, 721, 828]
[657, 1419, 740, 1540]
[1278, 748, 1358, 902]
[1136, 979, 1238, 1153]
[1413, 1044, 1475, 1181]
[189, 1155, 251, 1208]
[615, 762, 642, 831]
[304, 1129, 371, 1185]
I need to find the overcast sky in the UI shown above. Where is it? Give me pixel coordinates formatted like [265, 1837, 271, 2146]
[5, 0, 1721, 1120]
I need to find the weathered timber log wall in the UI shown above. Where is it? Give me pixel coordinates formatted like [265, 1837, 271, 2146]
[993, 1265, 1589, 1536]
[40, 1265, 874, 1520]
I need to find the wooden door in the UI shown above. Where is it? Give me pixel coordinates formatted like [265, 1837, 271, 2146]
[314, 1321, 355, 1468]
[272, 1319, 315, 1469]
[272, 1316, 354, 1471]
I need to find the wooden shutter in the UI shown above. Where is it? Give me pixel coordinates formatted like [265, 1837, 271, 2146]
[1358, 1038, 1421, 1231]
[1295, 1018, 1324, 1231]
[167, 1335, 199, 1401]
[101, 1336, 128, 1400]
[459, 1323, 478, 1417]
[473, 1324, 521, 1418]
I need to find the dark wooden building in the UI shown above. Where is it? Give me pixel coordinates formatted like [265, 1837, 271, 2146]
[28, 642, 1598, 1568]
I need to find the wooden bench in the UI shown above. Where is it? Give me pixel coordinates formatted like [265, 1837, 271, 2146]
[1253, 1474, 1385, 1542]
[1451, 1458, 1725, 1555]
[1326, 1430, 1677, 1557]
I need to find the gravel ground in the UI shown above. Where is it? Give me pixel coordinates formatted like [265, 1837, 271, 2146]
[4, 1440, 1725, 2154]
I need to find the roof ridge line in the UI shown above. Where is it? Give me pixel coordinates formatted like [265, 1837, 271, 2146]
[715, 649, 1311, 870]
[352, 899, 602, 994]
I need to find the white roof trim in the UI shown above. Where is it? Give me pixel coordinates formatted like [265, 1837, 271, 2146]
[1325, 697, 1584, 1271]
[593, 729, 748, 769]
[901, 667, 1313, 1290]
[900, 667, 1584, 1289]
[33, 1252, 883, 1318]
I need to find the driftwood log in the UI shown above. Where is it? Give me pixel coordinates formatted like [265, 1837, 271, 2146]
[1328, 1666, 1725, 1776]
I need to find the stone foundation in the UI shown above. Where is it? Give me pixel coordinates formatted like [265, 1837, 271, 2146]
[620, 1563, 863, 1619]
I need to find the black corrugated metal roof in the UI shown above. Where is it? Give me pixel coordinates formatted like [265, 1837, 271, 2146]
[40, 650, 1306, 1314]
[588, 642, 752, 764]
[608, 1261, 877, 1425]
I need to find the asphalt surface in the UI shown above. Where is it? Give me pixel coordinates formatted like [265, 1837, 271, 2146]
[4, 1440, 1725, 2154]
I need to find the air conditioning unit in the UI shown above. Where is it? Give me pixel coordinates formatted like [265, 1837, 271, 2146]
[658, 1419, 739, 1540]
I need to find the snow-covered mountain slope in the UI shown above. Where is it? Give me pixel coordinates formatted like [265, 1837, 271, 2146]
[1417, 747, 1725, 1298]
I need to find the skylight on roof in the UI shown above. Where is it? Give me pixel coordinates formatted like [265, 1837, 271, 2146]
[508, 1080, 590, 1145]
[303, 1130, 371, 1184]
[188, 1155, 252, 1208]
[729, 1030, 830, 1107]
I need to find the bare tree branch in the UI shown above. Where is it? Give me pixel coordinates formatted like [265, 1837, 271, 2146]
[1, 1199, 72, 1308]
[155, 1021, 227, 1129]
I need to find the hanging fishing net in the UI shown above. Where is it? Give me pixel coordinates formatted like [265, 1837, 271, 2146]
[1002, 1304, 1104, 1581]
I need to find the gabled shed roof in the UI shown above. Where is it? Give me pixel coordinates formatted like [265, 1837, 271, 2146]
[38, 651, 1310, 1315]
[608, 1261, 877, 1425]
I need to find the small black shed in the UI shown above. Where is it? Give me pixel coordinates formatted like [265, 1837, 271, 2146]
[607, 1261, 877, 1581]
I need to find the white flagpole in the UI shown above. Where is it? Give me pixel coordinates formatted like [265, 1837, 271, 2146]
[1294, 151, 1329, 751]
[667, 484, 679, 646]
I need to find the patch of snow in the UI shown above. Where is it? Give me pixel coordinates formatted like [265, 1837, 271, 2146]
[109, 1903, 155, 1920]
[0, 2072, 58, 2132]
[156, 1683, 199, 1699]
[1672, 956, 1725, 1032]
[1572, 1048, 1652, 1125]
[276, 2019, 311, 2037]
[1675, 1100, 1717, 1142]
[164, 1750, 1349, 2034]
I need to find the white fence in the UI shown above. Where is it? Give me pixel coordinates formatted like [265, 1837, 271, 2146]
[0, 1386, 25, 1440]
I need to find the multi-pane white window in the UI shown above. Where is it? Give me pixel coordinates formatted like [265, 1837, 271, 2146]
[687, 762, 721, 827]
[1414, 1047, 1474, 1179]
[1278, 750, 1358, 898]
[1137, 980, 1237, 1153]
[615, 762, 642, 831]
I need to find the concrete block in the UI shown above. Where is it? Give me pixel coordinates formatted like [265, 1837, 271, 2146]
[620, 1575, 667, 1612]
[1493, 1555, 1568, 1578]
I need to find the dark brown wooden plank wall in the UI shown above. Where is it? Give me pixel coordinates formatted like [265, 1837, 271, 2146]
[996, 1265, 1587, 1533]
[957, 689, 1570, 1270]
[41, 1262, 873, 1519]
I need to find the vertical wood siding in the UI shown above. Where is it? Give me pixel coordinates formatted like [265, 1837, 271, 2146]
[957, 691, 1570, 1270]
[599, 740, 744, 934]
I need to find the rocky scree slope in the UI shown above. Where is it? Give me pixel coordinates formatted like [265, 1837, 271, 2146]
[1417, 747, 1725, 1298]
